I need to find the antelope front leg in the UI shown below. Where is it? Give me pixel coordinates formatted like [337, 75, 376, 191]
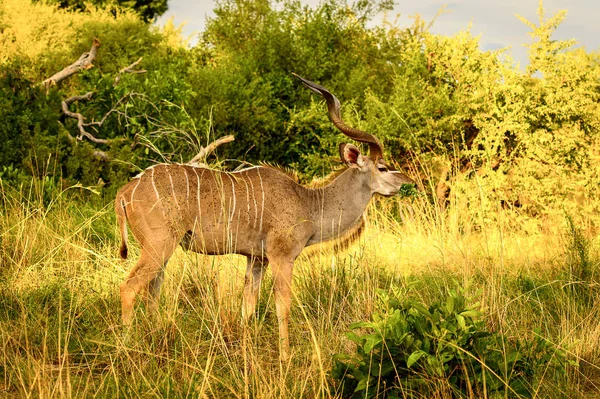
[271, 259, 294, 360]
[242, 257, 267, 321]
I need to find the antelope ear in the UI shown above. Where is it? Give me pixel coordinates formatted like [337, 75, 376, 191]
[339, 143, 364, 167]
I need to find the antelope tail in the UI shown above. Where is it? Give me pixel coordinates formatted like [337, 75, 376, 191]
[115, 196, 128, 260]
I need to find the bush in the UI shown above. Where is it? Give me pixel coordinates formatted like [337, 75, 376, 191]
[331, 286, 571, 398]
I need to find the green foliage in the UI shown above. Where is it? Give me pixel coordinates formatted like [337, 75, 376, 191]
[0, 64, 61, 172]
[361, 7, 600, 228]
[398, 183, 420, 199]
[565, 214, 594, 283]
[0, 0, 203, 197]
[194, 0, 407, 171]
[41, 0, 168, 21]
[331, 287, 570, 398]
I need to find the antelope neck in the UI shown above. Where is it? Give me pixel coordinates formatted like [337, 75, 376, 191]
[304, 167, 372, 244]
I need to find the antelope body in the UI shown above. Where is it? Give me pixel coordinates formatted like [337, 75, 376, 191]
[115, 75, 414, 358]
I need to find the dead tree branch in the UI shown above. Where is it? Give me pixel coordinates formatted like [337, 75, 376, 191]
[92, 150, 110, 161]
[61, 122, 109, 161]
[114, 57, 146, 86]
[188, 135, 235, 165]
[47, 40, 149, 162]
[61, 92, 109, 145]
[42, 38, 101, 87]
[59, 54, 148, 151]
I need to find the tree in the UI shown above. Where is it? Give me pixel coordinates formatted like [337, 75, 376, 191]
[193, 0, 407, 174]
[42, 0, 168, 21]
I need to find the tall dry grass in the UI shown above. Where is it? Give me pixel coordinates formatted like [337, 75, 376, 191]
[0, 171, 599, 398]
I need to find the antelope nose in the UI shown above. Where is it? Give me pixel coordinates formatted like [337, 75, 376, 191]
[400, 174, 416, 186]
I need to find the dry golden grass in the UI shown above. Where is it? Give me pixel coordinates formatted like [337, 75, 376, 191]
[0, 178, 599, 398]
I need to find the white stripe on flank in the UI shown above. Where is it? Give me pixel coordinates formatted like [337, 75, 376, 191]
[248, 173, 258, 229]
[257, 168, 265, 232]
[226, 174, 236, 226]
[130, 177, 141, 210]
[134, 163, 161, 179]
[151, 167, 160, 199]
[233, 165, 261, 173]
[193, 167, 201, 217]
[183, 166, 190, 202]
[143, 164, 160, 175]
[168, 169, 177, 204]
[216, 174, 224, 223]
[241, 175, 251, 225]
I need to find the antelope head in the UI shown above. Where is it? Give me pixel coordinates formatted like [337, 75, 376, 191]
[293, 74, 415, 196]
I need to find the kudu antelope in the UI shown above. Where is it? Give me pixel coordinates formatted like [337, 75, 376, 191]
[115, 74, 415, 358]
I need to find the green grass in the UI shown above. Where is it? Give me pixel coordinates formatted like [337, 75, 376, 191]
[0, 180, 599, 398]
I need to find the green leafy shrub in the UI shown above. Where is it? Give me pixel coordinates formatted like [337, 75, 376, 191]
[331, 287, 570, 398]
[363, 6, 600, 230]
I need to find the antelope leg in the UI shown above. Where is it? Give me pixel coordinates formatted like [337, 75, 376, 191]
[120, 234, 177, 325]
[271, 259, 294, 360]
[242, 256, 267, 321]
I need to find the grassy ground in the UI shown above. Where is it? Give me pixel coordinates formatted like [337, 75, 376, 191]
[0, 180, 599, 398]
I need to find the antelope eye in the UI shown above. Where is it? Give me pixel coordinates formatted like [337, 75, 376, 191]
[377, 166, 388, 172]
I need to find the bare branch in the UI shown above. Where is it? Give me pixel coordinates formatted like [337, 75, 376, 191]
[61, 126, 109, 161]
[61, 92, 109, 145]
[50, 45, 150, 162]
[92, 151, 110, 161]
[62, 91, 147, 147]
[114, 57, 146, 86]
[64, 92, 95, 105]
[188, 135, 235, 165]
[42, 38, 101, 87]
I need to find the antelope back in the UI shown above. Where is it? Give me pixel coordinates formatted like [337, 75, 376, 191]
[116, 164, 313, 256]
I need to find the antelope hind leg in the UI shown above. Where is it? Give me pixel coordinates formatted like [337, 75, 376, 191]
[242, 256, 267, 321]
[120, 240, 176, 325]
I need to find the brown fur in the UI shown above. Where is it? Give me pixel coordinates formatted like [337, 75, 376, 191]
[259, 162, 301, 182]
[301, 214, 365, 257]
[306, 168, 346, 189]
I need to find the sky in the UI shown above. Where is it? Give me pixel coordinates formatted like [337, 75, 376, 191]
[155, 0, 600, 68]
